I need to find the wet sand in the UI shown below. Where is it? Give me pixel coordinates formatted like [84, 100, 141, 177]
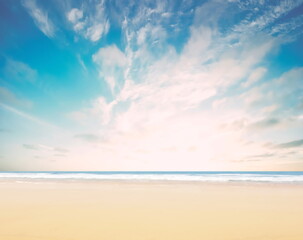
[0, 180, 303, 240]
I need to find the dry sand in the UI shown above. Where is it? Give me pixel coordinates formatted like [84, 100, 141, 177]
[0, 180, 303, 240]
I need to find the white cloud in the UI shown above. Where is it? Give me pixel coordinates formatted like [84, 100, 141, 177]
[22, 0, 55, 38]
[93, 45, 127, 67]
[2, 0, 299, 171]
[66, 1, 110, 42]
[67, 8, 83, 24]
[93, 45, 127, 92]
[62, 0, 303, 170]
[68, 96, 116, 127]
[67, 16, 280, 170]
[182, 26, 212, 60]
[85, 23, 108, 42]
[136, 24, 167, 46]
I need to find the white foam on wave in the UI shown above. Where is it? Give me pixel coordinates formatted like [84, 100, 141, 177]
[0, 172, 303, 183]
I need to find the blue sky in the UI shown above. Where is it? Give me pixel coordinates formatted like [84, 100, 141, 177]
[0, 0, 303, 171]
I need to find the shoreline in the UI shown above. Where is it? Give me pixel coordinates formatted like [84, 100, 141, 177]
[1, 178, 303, 187]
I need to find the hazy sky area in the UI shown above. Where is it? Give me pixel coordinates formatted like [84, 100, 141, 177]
[0, 0, 303, 171]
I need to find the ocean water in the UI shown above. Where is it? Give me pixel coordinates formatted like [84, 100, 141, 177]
[0, 171, 303, 183]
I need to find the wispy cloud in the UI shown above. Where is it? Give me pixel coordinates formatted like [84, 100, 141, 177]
[233, 0, 303, 36]
[242, 67, 267, 88]
[0, 102, 58, 129]
[23, 144, 42, 150]
[4, 58, 37, 83]
[0, 87, 32, 108]
[22, 0, 55, 38]
[67, 8, 83, 25]
[68, 96, 116, 126]
[54, 147, 69, 153]
[249, 118, 281, 130]
[93, 45, 127, 93]
[23, 143, 69, 153]
[66, 0, 109, 42]
[74, 133, 102, 143]
[76, 54, 87, 72]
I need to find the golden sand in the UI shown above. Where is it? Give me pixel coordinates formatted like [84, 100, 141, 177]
[0, 180, 303, 240]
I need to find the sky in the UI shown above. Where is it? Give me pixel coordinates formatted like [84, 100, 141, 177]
[0, 0, 303, 171]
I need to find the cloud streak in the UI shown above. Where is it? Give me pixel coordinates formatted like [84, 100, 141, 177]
[4, 58, 37, 83]
[74, 134, 102, 143]
[22, 0, 55, 38]
[277, 139, 303, 149]
[0, 87, 33, 109]
[0, 103, 58, 129]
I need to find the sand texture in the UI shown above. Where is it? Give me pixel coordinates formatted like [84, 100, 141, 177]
[0, 180, 303, 240]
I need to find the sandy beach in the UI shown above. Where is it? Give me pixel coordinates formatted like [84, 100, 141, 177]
[0, 180, 303, 240]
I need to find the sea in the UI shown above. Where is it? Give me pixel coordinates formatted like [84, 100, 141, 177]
[0, 171, 303, 183]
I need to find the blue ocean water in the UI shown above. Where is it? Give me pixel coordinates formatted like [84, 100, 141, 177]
[0, 171, 303, 183]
